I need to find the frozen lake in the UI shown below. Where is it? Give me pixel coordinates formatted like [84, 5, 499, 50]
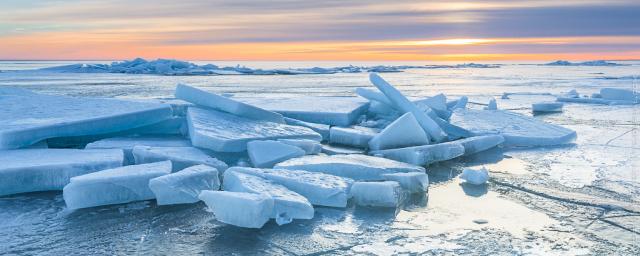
[0, 61, 639, 255]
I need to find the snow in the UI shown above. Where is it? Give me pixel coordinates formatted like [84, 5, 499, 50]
[532, 102, 564, 113]
[277, 139, 322, 155]
[132, 146, 228, 172]
[198, 190, 273, 228]
[63, 161, 172, 209]
[382, 172, 429, 193]
[274, 154, 425, 181]
[600, 88, 639, 102]
[456, 135, 505, 156]
[0, 87, 173, 149]
[228, 167, 353, 208]
[321, 144, 365, 155]
[349, 181, 403, 208]
[0, 149, 123, 196]
[329, 126, 379, 148]
[460, 168, 490, 185]
[186, 107, 322, 152]
[247, 140, 306, 168]
[368, 113, 430, 150]
[223, 170, 314, 225]
[369, 141, 465, 166]
[148, 164, 220, 205]
[283, 118, 330, 141]
[85, 136, 191, 165]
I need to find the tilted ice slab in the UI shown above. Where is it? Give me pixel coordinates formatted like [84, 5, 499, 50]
[63, 161, 172, 209]
[275, 154, 425, 181]
[321, 144, 365, 155]
[277, 139, 322, 155]
[449, 109, 576, 147]
[187, 107, 322, 152]
[455, 135, 505, 156]
[0, 149, 123, 196]
[368, 113, 430, 150]
[228, 167, 352, 208]
[247, 140, 306, 168]
[0, 87, 172, 149]
[532, 102, 563, 113]
[370, 141, 465, 166]
[85, 136, 191, 164]
[199, 191, 273, 229]
[382, 172, 429, 193]
[283, 117, 330, 141]
[132, 146, 228, 172]
[329, 126, 379, 148]
[349, 181, 403, 208]
[175, 84, 284, 123]
[149, 165, 220, 205]
[223, 170, 314, 225]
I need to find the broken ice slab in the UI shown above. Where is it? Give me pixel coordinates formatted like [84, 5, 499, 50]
[247, 140, 306, 168]
[321, 144, 365, 155]
[277, 139, 322, 155]
[198, 190, 273, 229]
[63, 161, 172, 209]
[274, 154, 425, 181]
[0, 149, 123, 196]
[368, 113, 430, 151]
[532, 102, 564, 113]
[599, 88, 639, 102]
[228, 167, 352, 208]
[132, 146, 228, 172]
[223, 170, 314, 225]
[460, 167, 489, 185]
[451, 96, 468, 110]
[0, 87, 173, 149]
[449, 109, 576, 147]
[369, 141, 465, 166]
[329, 126, 379, 148]
[485, 98, 497, 110]
[175, 84, 285, 123]
[85, 136, 191, 165]
[187, 107, 322, 152]
[283, 117, 330, 141]
[456, 135, 505, 156]
[149, 164, 220, 205]
[414, 94, 452, 119]
[349, 181, 403, 208]
[355, 87, 394, 106]
[382, 172, 429, 193]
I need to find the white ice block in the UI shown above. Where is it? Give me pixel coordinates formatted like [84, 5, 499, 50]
[149, 164, 220, 205]
[132, 146, 228, 172]
[175, 84, 284, 123]
[460, 168, 489, 185]
[283, 117, 330, 141]
[187, 107, 321, 152]
[349, 181, 403, 208]
[247, 140, 306, 168]
[277, 139, 322, 155]
[275, 154, 425, 181]
[0, 149, 123, 196]
[223, 170, 314, 225]
[329, 126, 378, 148]
[0, 88, 173, 149]
[382, 172, 429, 193]
[228, 167, 352, 208]
[599, 88, 639, 102]
[456, 135, 505, 156]
[368, 113, 430, 150]
[198, 190, 273, 228]
[532, 102, 563, 113]
[370, 141, 465, 166]
[85, 136, 191, 164]
[63, 161, 172, 209]
[321, 144, 365, 155]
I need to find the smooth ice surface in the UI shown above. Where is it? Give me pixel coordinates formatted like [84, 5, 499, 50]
[63, 161, 172, 209]
[0, 149, 123, 196]
[176, 84, 284, 123]
[132, 146, 228, 172]
[599, 88, 639, 102]
[148, 165, 220, 205]
[450, 109, 576, 147]
[460, 168, 490, 185]
[228, 167, 352, 208]
[455, 135, 505, 156]
[85, 136, 191, 164]
[0, 88, 172, 149]
[329, 126, 378, 148]
[246, 140, 306, 168]
[349, 181, 403, 208]
[532, 102, 564, 112]
[186, 107, 321, 152]
[283, 118, 330, 141]
[198, 190, 273, 229]
[275, 154, 425, 180]
[277, 139, 322, 155]
[370, 141, 465, 166]
[368, 113, 430, 150]
[382, 172, 429, 193]
[223, 170, 314, 225]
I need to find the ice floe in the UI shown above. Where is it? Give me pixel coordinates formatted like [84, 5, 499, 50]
[543, 60, 625, 66]
[456, 135, 505, 156]
[349, 181, 403, 208]
[247, 140, 306, 168]
[369, 141, 465, 166]
[532, 102, 564, 113]
[199, 190, 273, 228]
[149, 164, 220, 205]
[368, 112, 430, 150]
[132, 146, 228, 172]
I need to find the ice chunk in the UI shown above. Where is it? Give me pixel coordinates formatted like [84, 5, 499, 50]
[566, 89, 579, 98]
[277, 139, 321, 155]
[223, 170, 314, 225]
[329, 126, 378, 148]
[414, 95, 452, 119]
[321, 144, 365, 155]
[451, 96, 468, 110]
[275, 154, 425, 180]
[228, 167, 352, 207]
[600, 88, 639, 102]
[485, 98, 497, 110]
[382, 172, 429, 193]
[85, 136, 191, 165]
[532, 102, 563, 113]
[63, 161, 172, 209]
[198, 191, 273, 228]
[367, 100, 399, 118]
[368, 113, 430, 150]
[369, 141, 465, 166]
[149, 164, 220, 205]
[175, 84, 284, 123]
[0, 88, 172, 149]
[556, 97, 635, 105]
[349, 181, 403, 207]
[187, 107, 321, 152]
[456, 135, 505, 156]
[283, 117, 330, 141]
[247, 140, 306, 168]
[132, 146, 228, 172]
[355, 87, 393, 106]
[460, 168, 489, 185]
[0, 149, 123, 196]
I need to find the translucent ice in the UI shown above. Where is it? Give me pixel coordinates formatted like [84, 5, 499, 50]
[85, 136, 191, 165]
[329, 126, 379, 148]
[455, 135, 505, 156]
[460, 168, 489, 185]
[247, 140, 306, 168]
[132, 146, 228, 172]
[369, 141, 465, 166]
[382, 172, 429, 193]
[349, 181, 403, 208]
[148, 164, 220, 205]
[451, 96, 468, 110]
[283, 117, 330, 141]
[368, 113, 430, 150]
[321, 144, 365, 155]
[532, 102, 564, 113]
[277, 139, 322, 155]
[198, 190, 273, 228]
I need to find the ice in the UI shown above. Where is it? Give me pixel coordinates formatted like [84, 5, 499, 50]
[556, 97, 636, 105]
[223, 170, 314, 225]
[355, 87, 393, 106]
[63, 161, 172, 209]
[0, 149, 123, 196]
[369, 141, 465, 166]
[283, 117, 330, 141]
[277, 139, 322, 155]
[85, 136, 191, 165]
[247, 140, 306, 168]
[175, 84, 284, 123]
[228, 167, 352, 208]
[186, 107, 322, 152]
[449, 109, 577, 147]
[368, 113, 430, 150]
[132, 146, 228, 172]
[451, 96, 468, 110]
[198, 190, 273, 228]
[321, 144, 365, 155]
[367, 100, 399, 118]
[460, 168, 490, 185]
[275, 154, 425, 181]
[544, 60, 625, 66]
[600, 88, 639, 102]
[456, 135, 505, 156]
[329, 126, 379, 148]
[0, 88, 173, 149]
[532, 102, 564, 113]
[566, 89, 580, 98]
[148, 165, 220, 205]
[414, 94, 451, 119]
[382, 172, 429, 193]
[485, 98, 497, 110]
[349, 181, 403, 208]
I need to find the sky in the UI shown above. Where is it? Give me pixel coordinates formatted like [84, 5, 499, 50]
[0, 0, 639, 61]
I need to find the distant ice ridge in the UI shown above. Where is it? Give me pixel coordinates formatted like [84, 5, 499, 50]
[543, 60, 626, 66]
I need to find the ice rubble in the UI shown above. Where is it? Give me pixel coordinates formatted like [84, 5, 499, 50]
[277, 139, 322, 155]
[199, 191, 273, 228]
[349, 181, 403, 208]
[246, 140, 306, 168]
[85, 136, 191, 164]
[368, 112, 430, 150]
[382, 172, 429, 193]
[132, 146, 228, 172]
[460, 168, 490, 185]
[329, 126, 379, 148]
[149, 165, 220, 205]
[532, 102, 563, 113]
